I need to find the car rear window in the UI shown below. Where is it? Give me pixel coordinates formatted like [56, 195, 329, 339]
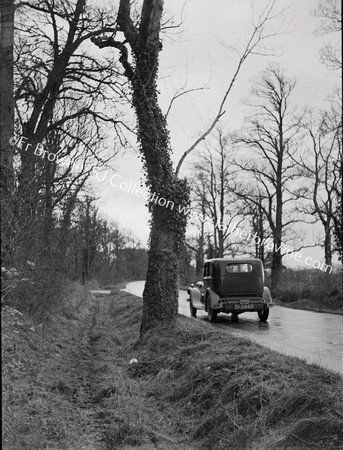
[226, 263, 253, 273]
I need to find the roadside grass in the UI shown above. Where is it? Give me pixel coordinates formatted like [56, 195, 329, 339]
[2, 280, 100, 449]
[2, 284, 343, 449]
[109, 291, 343, 449]
[272, 269, 342, 314]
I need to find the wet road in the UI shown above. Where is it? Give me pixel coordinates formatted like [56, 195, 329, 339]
[122, 281, 343, 375]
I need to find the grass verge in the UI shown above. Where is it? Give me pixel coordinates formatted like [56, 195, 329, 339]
[272, 269, 342, 315]
[2, 285, 343, 449]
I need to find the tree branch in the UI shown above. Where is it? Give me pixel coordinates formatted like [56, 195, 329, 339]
[175, 0, 284, 176]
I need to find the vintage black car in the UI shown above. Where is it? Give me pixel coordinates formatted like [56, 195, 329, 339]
[187, 258, 273, 322]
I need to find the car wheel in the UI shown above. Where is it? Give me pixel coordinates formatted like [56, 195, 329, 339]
[207, 304, 218, 322]
[258, 308, 269, 322]
[231, 313, 239, 322]
[189, 300, 197, 317]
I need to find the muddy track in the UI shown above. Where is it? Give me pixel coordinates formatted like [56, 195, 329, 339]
[56, 296, 109, 449]
[62, 293, 198, 450]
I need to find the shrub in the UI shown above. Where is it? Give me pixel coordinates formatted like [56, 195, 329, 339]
[6, 268, 66, 320]
[274, 268, 342, 311]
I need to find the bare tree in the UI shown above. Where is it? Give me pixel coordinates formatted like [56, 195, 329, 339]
[233, 64, 304, 288]
[175, 0, 287, 175]
[11, 0, 123, 265]
[186, 174, 209, 278]
[190, 128, 244, 258]
[314, 0, 342, 71]
[241, 192, 270, 262]
[293, 93, 342, 267]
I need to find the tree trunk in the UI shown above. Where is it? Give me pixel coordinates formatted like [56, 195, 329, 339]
[132, 47, 188, 332]
[0, 0, 14, 181]
[271, 236, 282, 288]
[196, 221, 205, 278]
[142, 208, 180, 331]
[0, 0, 14, 266]
[93, 0, 189, 332]
[41, 161, 56, 263]
[324, 223, 332, 267]
[218, 230, 224, 258]
[271, 123, 284, 290]
[271, 230, 282, 289]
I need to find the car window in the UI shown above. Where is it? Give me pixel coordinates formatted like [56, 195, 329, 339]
[203, 263, 213, 278]
[226, 263, 253, 273]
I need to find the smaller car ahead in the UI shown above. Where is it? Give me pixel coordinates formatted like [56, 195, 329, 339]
[187, 258, 273, 322]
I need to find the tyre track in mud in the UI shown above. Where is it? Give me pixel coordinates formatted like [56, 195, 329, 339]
[57, 295, 110, 449]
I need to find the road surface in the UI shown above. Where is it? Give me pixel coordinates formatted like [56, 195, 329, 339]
[121, 280, 343, 375]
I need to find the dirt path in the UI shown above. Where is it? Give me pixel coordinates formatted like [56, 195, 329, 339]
[42, 293, 109, 449]
[62, 299, 106, 448]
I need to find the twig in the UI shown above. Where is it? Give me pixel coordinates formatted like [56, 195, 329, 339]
[144, 426, 178, 443]
[2, 418, 18, 440]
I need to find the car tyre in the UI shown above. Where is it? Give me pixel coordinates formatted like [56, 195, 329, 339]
[189, 300, 197, 317]
[258, 308, 269, 322]
[207, 302, 218, 322]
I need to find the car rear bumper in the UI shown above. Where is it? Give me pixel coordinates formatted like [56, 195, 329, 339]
[212, 297, 273, 312]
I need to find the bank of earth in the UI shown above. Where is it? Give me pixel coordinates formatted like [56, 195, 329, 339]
[2, 283, 343, 449]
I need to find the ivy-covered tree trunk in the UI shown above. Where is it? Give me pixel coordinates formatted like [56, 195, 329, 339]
[132, 46, 189, 332]
[93, 0, 189, 332]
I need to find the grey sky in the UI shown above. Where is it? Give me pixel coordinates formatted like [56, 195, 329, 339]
[92, 0, 340, 267]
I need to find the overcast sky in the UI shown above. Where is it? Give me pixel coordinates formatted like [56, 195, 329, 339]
[90, 0, 341, 267]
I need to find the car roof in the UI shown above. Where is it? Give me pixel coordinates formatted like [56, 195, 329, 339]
[204, 258, 262, 264]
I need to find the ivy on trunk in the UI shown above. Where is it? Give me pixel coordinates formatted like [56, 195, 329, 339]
[93, 0, 189, 333]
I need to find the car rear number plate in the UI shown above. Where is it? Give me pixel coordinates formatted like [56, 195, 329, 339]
[234, 304, 255, 310]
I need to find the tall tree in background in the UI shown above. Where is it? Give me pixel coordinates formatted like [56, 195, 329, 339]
[190, 129, 243, 258]
[314, 0, 342, 260]
[187, 173, 209, 279]
[234, 64, 303, 288]
[294, 92, 342, 267]
[242, 193, 269, 262]
[11, 0, 122, 265]
[60, 196, 147, 283]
